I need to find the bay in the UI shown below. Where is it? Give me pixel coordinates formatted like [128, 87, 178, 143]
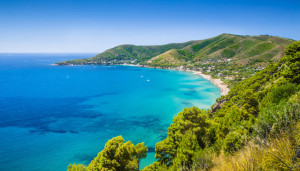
[0, 53, 220, 170]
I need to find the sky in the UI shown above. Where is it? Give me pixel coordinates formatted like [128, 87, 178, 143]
[0, 0, 299, 53]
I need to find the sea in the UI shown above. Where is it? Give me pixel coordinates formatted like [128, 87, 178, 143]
[0, 53, 220, 171]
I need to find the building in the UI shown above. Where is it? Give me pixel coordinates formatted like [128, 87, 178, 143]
[179, 65, 184, 71]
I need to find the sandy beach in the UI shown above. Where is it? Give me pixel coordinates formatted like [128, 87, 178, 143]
[192, 71, 230, 96]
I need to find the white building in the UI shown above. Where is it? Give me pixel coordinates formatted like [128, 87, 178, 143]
[179, 65, 184, 71]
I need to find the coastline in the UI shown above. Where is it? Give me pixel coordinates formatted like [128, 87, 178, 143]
[119, 64, 230, 96]
[57, 63, 230, 96]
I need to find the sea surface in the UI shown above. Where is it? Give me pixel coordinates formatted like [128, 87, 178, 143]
[0, 53, 220, 171]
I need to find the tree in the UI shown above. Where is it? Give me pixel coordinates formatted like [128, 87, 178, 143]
[173, 130, 200, 169]
[223, 132, 243, 154]
[280, 41, 300, 83]
[284, 41, 300, 57]
[87, 136, 147, 171]
[155, 107, 212, 166]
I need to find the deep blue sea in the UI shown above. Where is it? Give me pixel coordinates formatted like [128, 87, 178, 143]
[0, 53, 220, 171]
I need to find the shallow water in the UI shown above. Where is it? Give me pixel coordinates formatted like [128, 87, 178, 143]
[0, 53, 220, 170]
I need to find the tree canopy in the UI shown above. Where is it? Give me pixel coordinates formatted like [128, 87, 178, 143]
[68, 136, 147, 171]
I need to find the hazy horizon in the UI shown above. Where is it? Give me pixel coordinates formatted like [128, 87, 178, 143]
[0, 33, 297, 54]
[0, 0, 299, 53]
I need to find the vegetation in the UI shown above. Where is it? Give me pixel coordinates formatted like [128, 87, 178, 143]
[67, 136, 147, 171]
[140, 40, 300, 170]
[211, 123, 300, 171]
[67, 164, 87, 171]
[66, 41, 299, 171]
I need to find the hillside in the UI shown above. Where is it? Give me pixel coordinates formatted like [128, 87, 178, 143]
[148, 34, 293, 67]
[147, 34, 294, 87]
[146, 49, 190, 67]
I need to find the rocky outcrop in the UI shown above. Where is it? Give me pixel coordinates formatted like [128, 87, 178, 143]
[211, 98, 227, 113]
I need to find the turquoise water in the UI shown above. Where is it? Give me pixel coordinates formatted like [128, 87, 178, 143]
[0, 53, 220, 171]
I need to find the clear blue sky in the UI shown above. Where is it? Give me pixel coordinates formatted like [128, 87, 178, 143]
[0, 0, 299, 53]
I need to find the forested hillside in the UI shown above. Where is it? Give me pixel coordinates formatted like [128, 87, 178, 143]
[66, 41, 299, 170]
[147, 34, 293, 68]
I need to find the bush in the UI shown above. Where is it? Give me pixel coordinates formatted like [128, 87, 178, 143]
[223, 132, 243, 154]
[260, 83, 299, 107]
[256, 90, 300, 138]
[191, 148, 214, 170]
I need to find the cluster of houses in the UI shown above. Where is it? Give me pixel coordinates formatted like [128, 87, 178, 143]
[172, 57, 267, 82]
[203, 58, 233, 64]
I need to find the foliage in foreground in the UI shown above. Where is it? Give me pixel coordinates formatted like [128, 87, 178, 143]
[67, 136, 147, 171]
[211, 122, 300, 171]
[67, 164, 87, 171]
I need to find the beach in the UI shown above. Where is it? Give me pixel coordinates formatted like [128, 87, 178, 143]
[192, 71, 230, 96]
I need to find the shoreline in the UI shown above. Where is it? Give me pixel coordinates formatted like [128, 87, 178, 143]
[56, 63, 230, 96]
[191, 71, 229, 96]
[119, 64, 230, 96]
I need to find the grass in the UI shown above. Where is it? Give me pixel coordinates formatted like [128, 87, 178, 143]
[210, 124, 300, 171]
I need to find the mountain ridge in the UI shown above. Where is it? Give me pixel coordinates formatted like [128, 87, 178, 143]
[56, 33, 294, 66]
[56, 34, 294, 87]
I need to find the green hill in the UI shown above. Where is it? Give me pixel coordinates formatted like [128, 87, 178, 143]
[147, 33, 293, 71]
[56, 34, 293, 66]
[146, 49, 191, 67]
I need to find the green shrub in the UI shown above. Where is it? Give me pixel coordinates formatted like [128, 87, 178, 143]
[223, 132, 243, 154]
[260, 83, 299, 108]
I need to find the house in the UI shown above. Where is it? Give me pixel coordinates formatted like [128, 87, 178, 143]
[256, 66, 265, 70]
[130, 59, 137, 63]
[227, 59, 232, 62]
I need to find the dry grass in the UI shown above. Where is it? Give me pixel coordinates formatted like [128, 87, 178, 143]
[209, 123, 300, 171]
